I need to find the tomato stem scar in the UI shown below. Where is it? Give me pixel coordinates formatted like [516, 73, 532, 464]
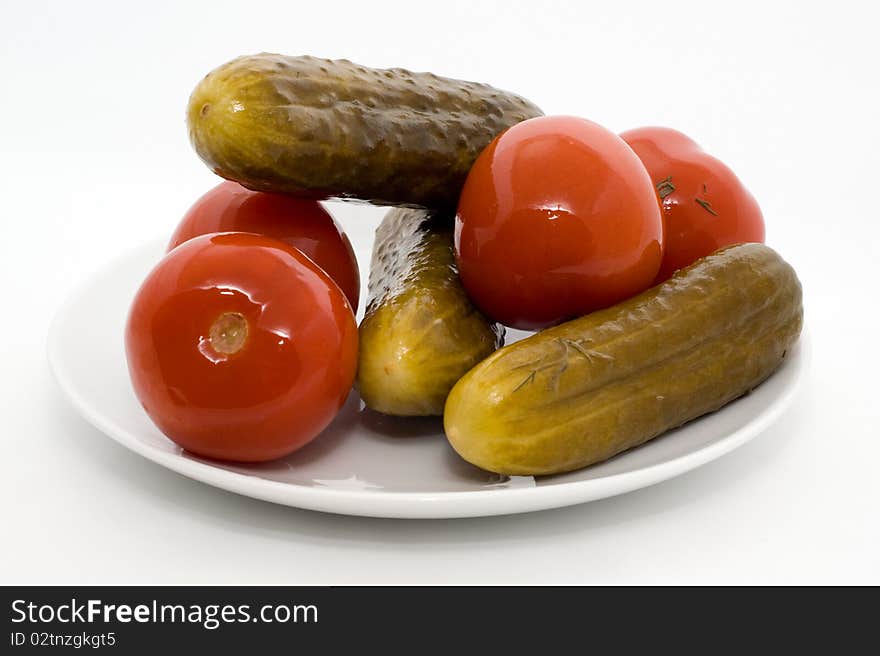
[209, 312, 249, 354]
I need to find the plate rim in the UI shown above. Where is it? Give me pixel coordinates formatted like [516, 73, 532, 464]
[47, 240, 809, 519]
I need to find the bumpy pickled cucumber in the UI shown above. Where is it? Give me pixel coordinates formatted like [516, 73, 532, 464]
[358, 208, 503, 416]
[187, 53, 543, 208]
[444, 243, 803, 475]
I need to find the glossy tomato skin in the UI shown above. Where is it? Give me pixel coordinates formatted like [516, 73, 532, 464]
[455, 116, 663, 330]
[620, 127, 765, 283]
[126, 232, 358, 462]
[168, 181, 360, 311]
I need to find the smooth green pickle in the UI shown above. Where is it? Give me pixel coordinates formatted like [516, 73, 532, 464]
[187, 53, 542, 208]
[358, 208, 504, 416]
[444, 243, 804, 475]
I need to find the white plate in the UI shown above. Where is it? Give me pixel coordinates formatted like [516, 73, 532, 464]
[48, 229, 807, 519]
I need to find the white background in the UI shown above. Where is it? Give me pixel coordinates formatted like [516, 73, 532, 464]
[2, 0, 878, 584]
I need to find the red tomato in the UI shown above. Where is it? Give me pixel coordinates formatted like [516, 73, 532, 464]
[620, 127, 765, 282]
[168, 181, 361, 311]
[125, 232, 358, 462]
[455, 116, 663, 330]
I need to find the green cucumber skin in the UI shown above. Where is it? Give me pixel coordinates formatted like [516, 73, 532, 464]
[358, 208, 503, 416]
[188, 53, 543, 208]
[444, 243, 804, 475]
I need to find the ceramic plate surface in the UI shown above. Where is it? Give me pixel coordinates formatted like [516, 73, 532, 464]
[48, 225, 807, 518]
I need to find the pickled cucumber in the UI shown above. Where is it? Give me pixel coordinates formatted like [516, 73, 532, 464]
[187, 53, 543, 208]
[358, 208, 504, 416]
[444, 243, 803, 475]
